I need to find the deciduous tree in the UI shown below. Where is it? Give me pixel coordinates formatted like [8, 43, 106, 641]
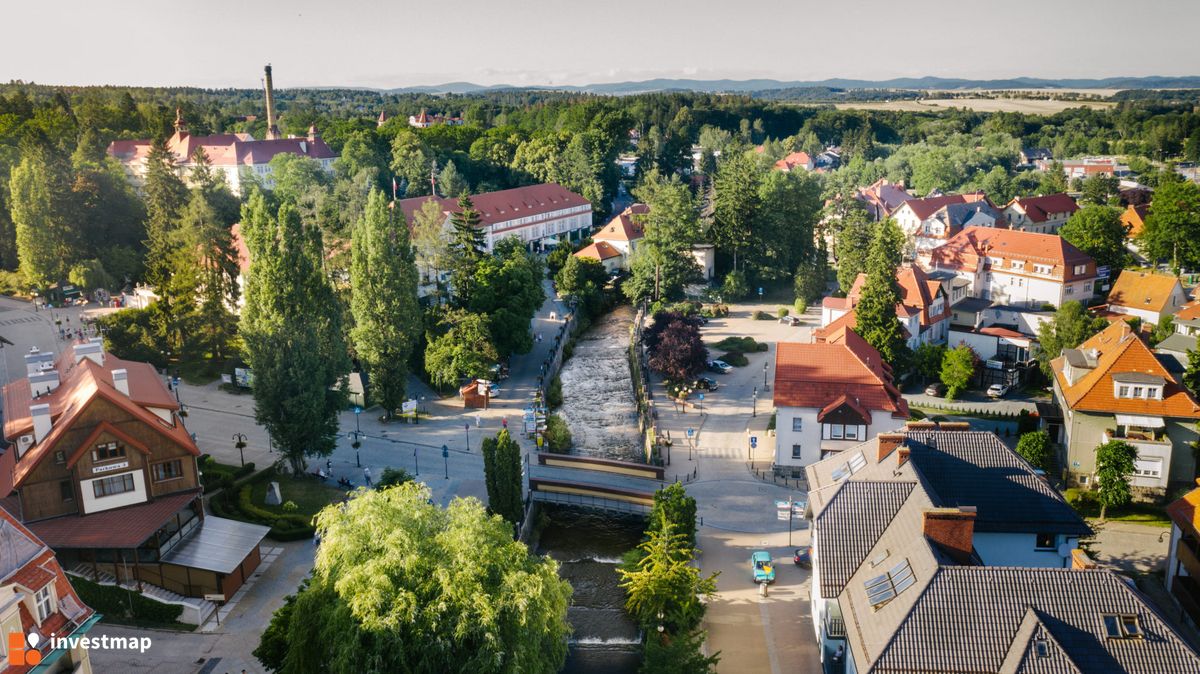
[481, 429, 524, 530]
[1138, 180, 1200, 271]
[240, 190, 349, 474]
[1095, 439, 1138, 520]
[424, 308, 498, 389]
[1035, 301, 1108, 377]
[1060, 205, 1128, 272]
[350, 189, 421, 415]
[259, 484, 571, 673]
[1015, 430, 1053, 472]
[940, 344, 977, 400]
[645, 319, 707, 383]
[10, 146, 82, 285]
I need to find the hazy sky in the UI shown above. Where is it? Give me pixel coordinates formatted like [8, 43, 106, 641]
[5, 0, 1198, 88]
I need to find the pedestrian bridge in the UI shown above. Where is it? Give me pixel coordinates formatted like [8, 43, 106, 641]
[528, 453, 663, 515]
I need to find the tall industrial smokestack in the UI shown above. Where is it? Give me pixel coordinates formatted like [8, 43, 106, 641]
[264, 64, 280, 140]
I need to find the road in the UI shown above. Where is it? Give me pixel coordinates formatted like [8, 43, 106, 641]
[647, 301, 822, 673]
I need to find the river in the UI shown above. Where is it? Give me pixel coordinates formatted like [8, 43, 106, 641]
[537, 505, 644, 673]
[556, 305, 642, 462]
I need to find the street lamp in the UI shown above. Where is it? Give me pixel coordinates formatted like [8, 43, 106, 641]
[351, 431, 362, 467]
[414, 446, 420, 476]
[753, 386, 758, 418]
[763, 360, 770, 388]
[232, 433, 247, 467]
[464, 423, 471, 451]
[442, 444, 450, 480]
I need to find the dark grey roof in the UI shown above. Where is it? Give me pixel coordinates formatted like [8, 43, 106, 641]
[1011, 610, 1085, 674]
[1110, 372, 1168, 385]
[952, 296, 994, 313]
[1063, 348, 1097, 369]
[903, 431, 1090, 536]
[925, 269, 958, 281]
[0, 517, 42, 582]
[815, 481, 915, 598]
[872, 567, 1200, 674]
[160, 516, 270, 574]
[1156, 332, 1197, 355]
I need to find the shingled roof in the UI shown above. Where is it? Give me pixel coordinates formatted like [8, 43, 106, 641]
[814, 481, 916, 598]
[871, 567, 1200, 674]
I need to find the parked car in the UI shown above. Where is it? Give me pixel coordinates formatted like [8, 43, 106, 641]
[708, 360, 733, 374]
[924, 382, 946, 397]
[697, 315, 710, 325]
[693, 376, 719, 391]
[751, 551, 775, 584]
[987, 383, 1010, 398]
[793, 547, 811, 568]
[779, 315, 801, 326]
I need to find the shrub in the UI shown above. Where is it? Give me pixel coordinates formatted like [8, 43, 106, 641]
[777, 307, 789, 318]
[722, 270, 749, 300]
[282, 501, 298, 512]
[378, 467, 413, 488]
[721, 352, 749, 367]
[794, 298, 808, 314]
[1065, 488, 1096, 509]
[712, 336, 767, 354]
[69, 576, 183, 625]
[700, 303, 729, 318]
[752, 310, 771, 320]
[547, 376, 563, 408]
[544, 415, 573, 453]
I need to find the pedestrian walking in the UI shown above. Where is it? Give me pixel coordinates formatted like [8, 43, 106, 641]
[549, 311, 557, 321]
[363, 467, 372, 486]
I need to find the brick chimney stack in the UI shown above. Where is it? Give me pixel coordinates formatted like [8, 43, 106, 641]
[877, 433, 906, 462]
[264, 65, 280, 140]
[923, 506, 977, 564]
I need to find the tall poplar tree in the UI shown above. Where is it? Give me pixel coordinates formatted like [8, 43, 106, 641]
[350, 189, 420, 416]
[854, 219, 909, 369]
[481, 429, 524, 530]
[9, 145, 81, 285]
[241, 189, 349, 473]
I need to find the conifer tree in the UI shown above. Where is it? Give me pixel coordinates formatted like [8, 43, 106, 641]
[141, 138, 188, 289]
[448, 195, 486, 305]
[350, 189, 420, 416]
[854, 219, 909, 369]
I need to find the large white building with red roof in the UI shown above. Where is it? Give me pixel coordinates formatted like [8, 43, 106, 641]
[107, 110, 336, 196]
[927, 227, 1097, 308]
[772, 332, 909, 472]
[397, 183, 592, 252]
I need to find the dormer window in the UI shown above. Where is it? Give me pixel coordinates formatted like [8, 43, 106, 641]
[92, 442, 125, 462]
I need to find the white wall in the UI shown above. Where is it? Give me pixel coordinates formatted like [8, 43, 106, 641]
[972, 532, 1077, 568]
[1109, 304, 1164, 324]
[80, 469, 146, 514]
[775, 407, 823, 466]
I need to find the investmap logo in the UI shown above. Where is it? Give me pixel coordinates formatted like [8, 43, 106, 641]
[8, 630, 153, 663]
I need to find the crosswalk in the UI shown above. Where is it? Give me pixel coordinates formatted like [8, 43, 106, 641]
[0, 315, 42, 327]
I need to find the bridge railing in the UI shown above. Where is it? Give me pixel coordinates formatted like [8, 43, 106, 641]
[530, 490, 652, 515]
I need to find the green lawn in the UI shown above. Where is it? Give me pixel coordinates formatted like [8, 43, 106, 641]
[249, 476, 345, 517]
[1079, 504, 1173, 528]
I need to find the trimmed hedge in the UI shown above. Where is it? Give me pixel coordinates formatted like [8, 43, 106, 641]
[69, 576, 183, 625]
[210, 474, 317, 541]
[721, 352, 749, 367]
[712, 336, 768, 354]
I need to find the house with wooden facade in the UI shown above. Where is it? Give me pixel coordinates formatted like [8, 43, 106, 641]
[0, 340, 268, 602]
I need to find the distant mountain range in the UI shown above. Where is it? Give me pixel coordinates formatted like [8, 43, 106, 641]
[383, 75, 1200, 95]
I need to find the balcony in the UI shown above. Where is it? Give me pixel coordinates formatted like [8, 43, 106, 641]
[1104, 427, 1169, 444]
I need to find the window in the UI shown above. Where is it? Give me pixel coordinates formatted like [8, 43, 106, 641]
[152, 460, 183, 482]
[1102, 614, 1143, 639]
[54, 450, 65, 464]
[1118, 385, 1130, 398]
[1078, 474, 1090, 486]
[792, 418, 803, 432]
[830, 424, 844, 440]
[1134, 458, 1163, 478]
[1034, 639, 1050, 658]
[34, 585, 53, 623]
[1074, 264, 1088, 275]
[1065, 286, 1075, 295]
[864, 559, 917, 610]
[91, 442, 125, 463]
[1034, 264, 1052, 275]
[1035, 533, 1056, 550]
[848, 452, 867, 473]
[792, 445, 803, 459]
[59, 480, 73, 502]
[1132, 387, 1143, 398]
[845, 425, 860, 441]
[92, 473, 135, 498]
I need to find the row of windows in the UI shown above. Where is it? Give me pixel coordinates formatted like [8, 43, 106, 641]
[59, 460, 184, 503]
[1115, 385, 1162, 400]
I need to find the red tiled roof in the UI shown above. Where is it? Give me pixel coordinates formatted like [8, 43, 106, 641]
[817, 394, 872, 424]
[774, 151, 813, 171]
[1107, 270, 1183, 314]
[0, 506, 96, 635]
[844, 266, 943, 326]
[25, 490, 200, 549]
[1005, 193, 1079, 223]
[773, 331, 908, 417]
[1121, 204, 1150, 238]
[574, 241, 623, 261]
[1175, 301, 1200, 323]
[397, 183, 590, 233]
[593, 204, 647, 242]
[1168, 485, 1200, 537]
[897, 192, 991, 221]
[2, 350, 198, 492]
[929, 227, 1096, 282]
[1052, 321, 1200, 418]
[855, 179, 912, 218]
[107, 128, 335, 168]
[978, 325, 1027, 339]
[814, 309, 912, 343]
